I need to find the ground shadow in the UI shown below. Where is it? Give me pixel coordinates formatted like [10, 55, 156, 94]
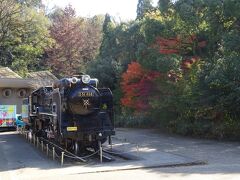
[0, 131, 60, 172]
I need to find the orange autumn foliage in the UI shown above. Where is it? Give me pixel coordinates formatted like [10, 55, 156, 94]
[154, 35, 207, 55]
[121, 62, 160, 111]
[154, 35, 206, 73]
[121, 36, 206, 111]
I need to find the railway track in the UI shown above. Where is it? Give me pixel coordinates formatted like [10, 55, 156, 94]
[20, 130, 131, 166]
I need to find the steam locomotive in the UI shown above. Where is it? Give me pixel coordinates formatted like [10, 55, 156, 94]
[29, 74, 115, 154]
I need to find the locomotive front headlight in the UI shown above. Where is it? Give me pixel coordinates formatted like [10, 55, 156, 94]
[82, 75, 91, 84]
[71, 77, 78, 84]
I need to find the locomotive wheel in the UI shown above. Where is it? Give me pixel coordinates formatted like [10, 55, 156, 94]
[74, 141, 79, 155]
[69, 140, 80, 155]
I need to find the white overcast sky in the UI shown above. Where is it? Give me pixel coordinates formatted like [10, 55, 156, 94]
[42, 0, 158, 21]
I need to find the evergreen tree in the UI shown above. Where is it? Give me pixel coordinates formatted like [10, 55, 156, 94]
[99, 14, 116, 58]
[158, 0, 172, 15]
[136, 0, 153, 19]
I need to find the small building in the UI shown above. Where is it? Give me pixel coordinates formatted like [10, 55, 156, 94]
[0, 67, 57, 128]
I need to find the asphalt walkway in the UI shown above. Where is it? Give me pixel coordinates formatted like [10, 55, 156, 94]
[0, 129, 239, 180]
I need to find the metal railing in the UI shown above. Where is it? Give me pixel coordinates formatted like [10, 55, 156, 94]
[18, 130, 104, 166]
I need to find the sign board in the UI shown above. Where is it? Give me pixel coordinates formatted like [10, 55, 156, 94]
[0, 105, 16, 127]
[21, 105, 28, 123]
[67, 127, 78, 131]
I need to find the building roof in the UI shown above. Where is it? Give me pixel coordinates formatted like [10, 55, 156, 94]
[0, 68, 58, 89]
[0, 67, 22, 79]
[0, 78, 34, 88]
[27, 71, 58, 81]
[0, 78, 58, 89]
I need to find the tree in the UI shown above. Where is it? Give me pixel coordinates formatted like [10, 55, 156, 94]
[17, 0, 42, 7]
[136, 0, 153, 19]
[87, 15, 145, 89]
[87, 57, 117, 89]
[0, 0, 52, 76]
[46, 6, 102, 77]
[121, 62, 160, 112]
[99, 14, 116, 58]
[87, 14, 118, 89]
[86, 0, 240, 138]
[158, 0, 172, 15]
[0, 0, 20, 67]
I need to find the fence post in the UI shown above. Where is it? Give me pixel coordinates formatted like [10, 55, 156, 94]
[108, 136, 112, 151]
[28, 132, 31, 143]
[37, 137, 39, 148]
[99, 141, 102, 163]
[41, 141, 43, 151]
[53, 147, 55, 160]
[46, 144, 49, 156]
[61, 152, 64, 166]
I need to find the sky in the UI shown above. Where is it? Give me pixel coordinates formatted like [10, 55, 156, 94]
[42, 0, 158, 21]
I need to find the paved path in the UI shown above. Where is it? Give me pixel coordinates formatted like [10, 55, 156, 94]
[116, 128, 240, 174]
[0, 131, 57, 180]
[0, 129, 239, 180]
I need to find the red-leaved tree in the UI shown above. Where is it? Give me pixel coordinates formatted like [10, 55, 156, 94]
[121, 35, 206, 112]
[155, 35, 207, 56]
[121, 62, 160, 112]
[154, 35, 206, 74]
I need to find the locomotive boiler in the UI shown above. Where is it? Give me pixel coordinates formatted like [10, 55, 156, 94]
[29, 74, 115, 154]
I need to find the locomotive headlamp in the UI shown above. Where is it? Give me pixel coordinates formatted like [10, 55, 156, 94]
[82, 75, 91, 84]
[71, 77, 78, 84]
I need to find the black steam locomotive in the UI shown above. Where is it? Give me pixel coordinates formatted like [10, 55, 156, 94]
[29, 74, 115, 154]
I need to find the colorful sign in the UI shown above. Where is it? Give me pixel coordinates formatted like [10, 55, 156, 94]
[21, 105, 28, 123]
[0, 105, 16, 127]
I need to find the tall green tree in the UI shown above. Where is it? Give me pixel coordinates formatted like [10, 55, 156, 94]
[136, 0, 153, 19]
[87, 15, 144, 89]
[158, 0, 172, 15]
[99, 14, 116, 58]
[0, 0, 52, 76]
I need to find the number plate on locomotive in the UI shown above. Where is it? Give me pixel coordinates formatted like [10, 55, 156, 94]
[67, 127, 78, 131]
[79, 92, 94, 97]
